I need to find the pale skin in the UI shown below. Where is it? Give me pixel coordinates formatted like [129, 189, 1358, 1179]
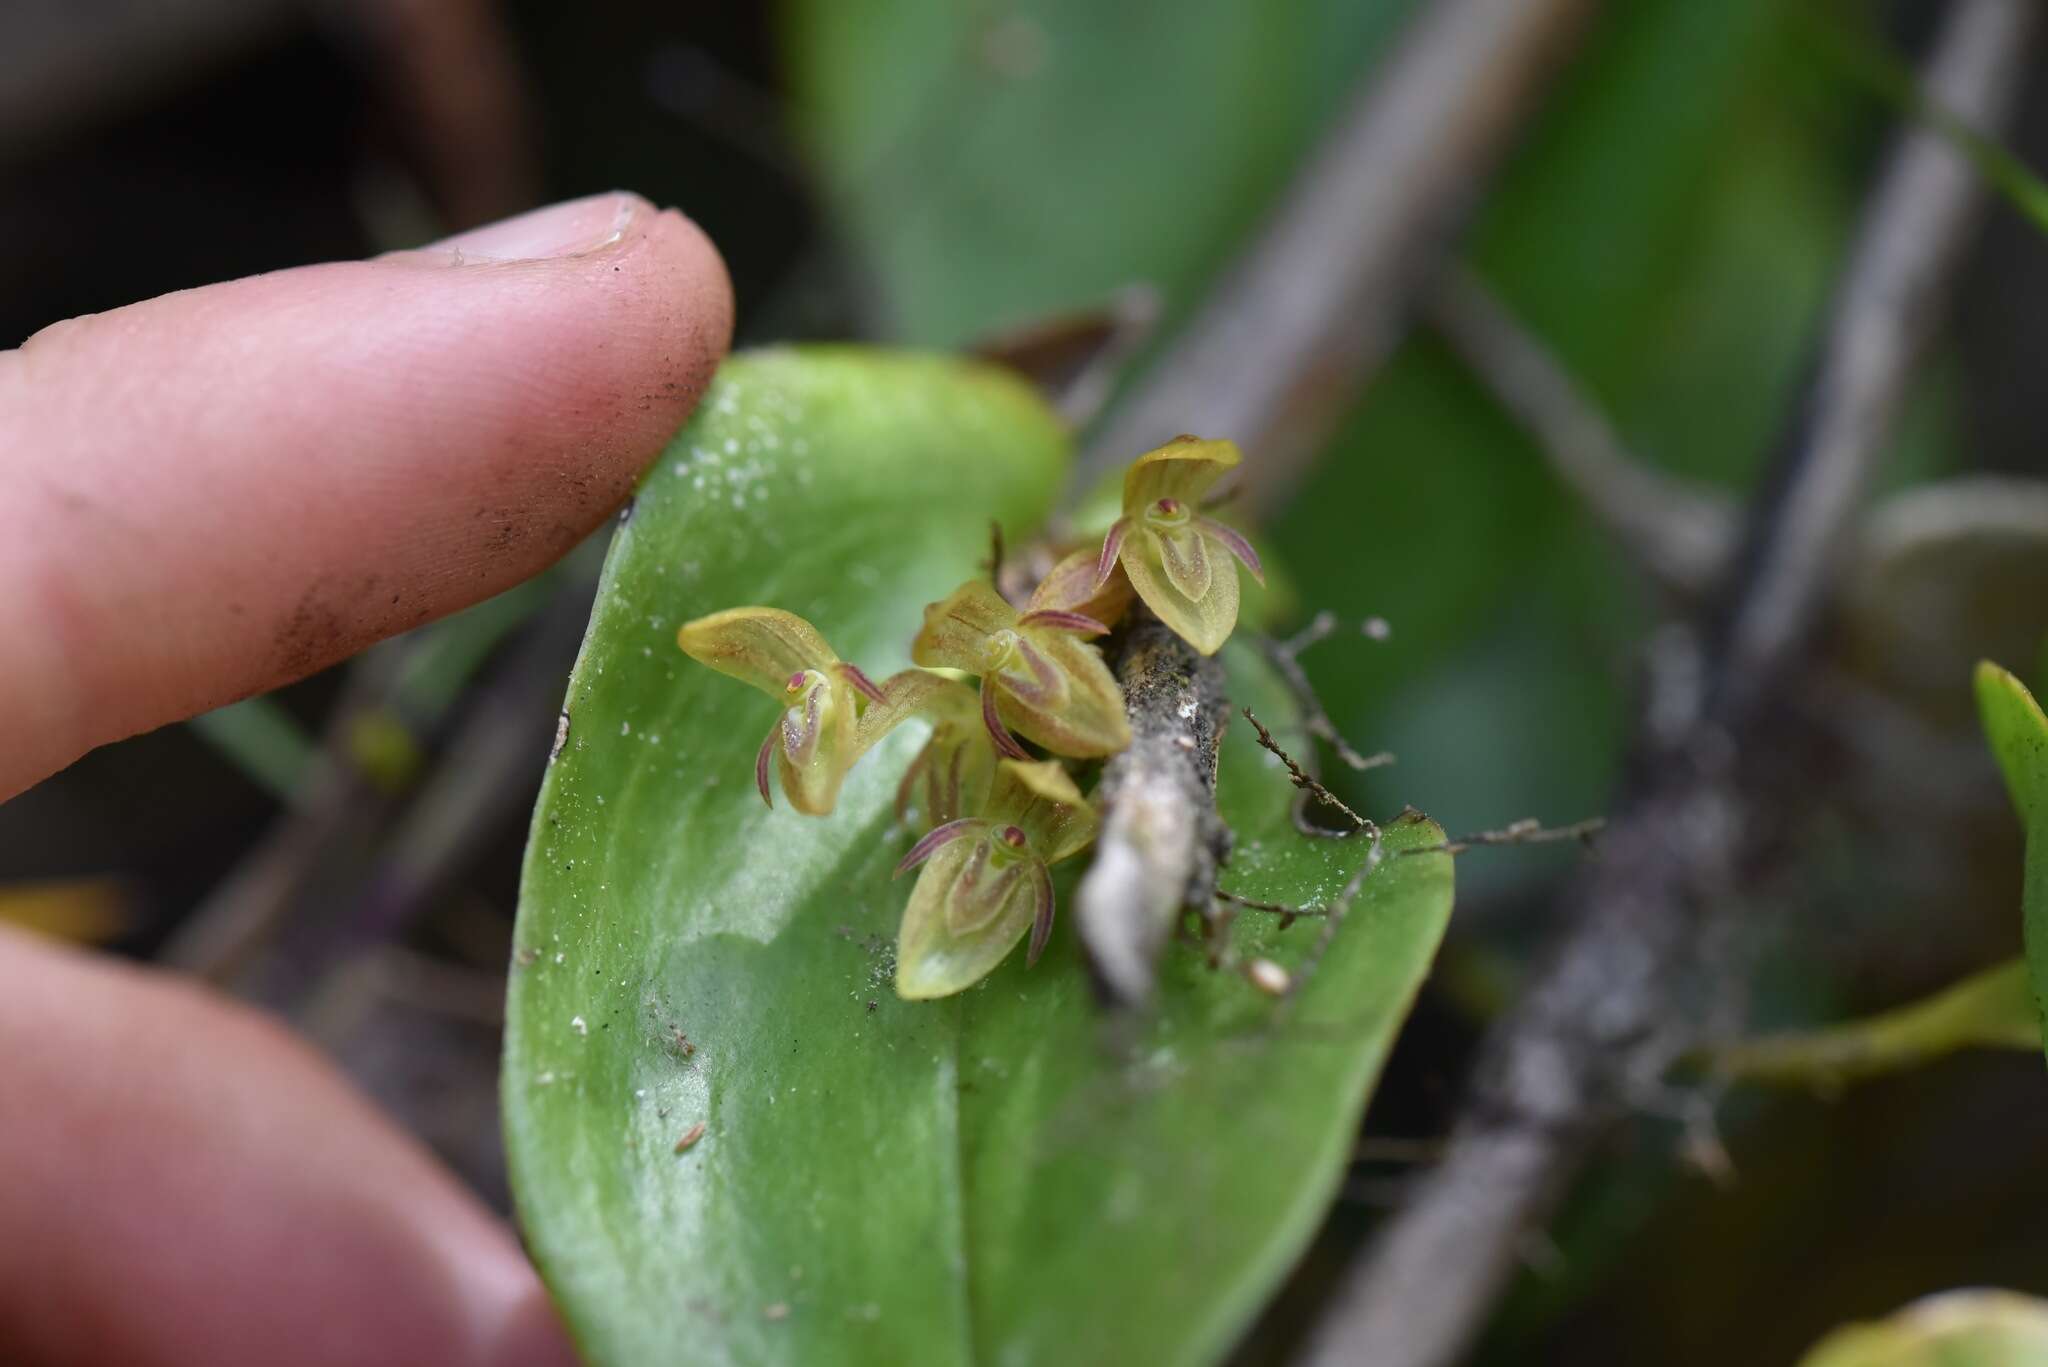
[0, 192, 734, 1366]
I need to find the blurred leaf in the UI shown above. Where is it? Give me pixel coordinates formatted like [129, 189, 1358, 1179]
[342, 710, 424, 795]
[1796, 9, 2048, 240]
[1798, 1289, 2048, 1367]
[186, 695, 318, 806]
[1845, 479, 2048, 729]
[1975, 661, 2048, 1062]
[781, 0, 1417, 346]
[0, 877, 127, 943]
[392, 576, 554, 721]
[503, 347, 1453, 1365]
[1709, 958, 2037, 1090]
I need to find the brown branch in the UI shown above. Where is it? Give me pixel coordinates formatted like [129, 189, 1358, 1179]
[1405, 816, 1606, 858]
[1073, 0, 1598, 508]
[1240, 706, 1373, 835]
[1298, 5, 2041, 1365]
[1259, 613, 1397, 773]
[1074, 608, 1233, 1006]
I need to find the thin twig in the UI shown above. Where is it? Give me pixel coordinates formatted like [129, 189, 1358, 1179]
[1216, 889, 1328, 919]
[1403, 816, 1606, 858]
[1280, 830, 1385, 1016]
[1241, 706, 1373, 834]
[1073, 0, 1597, 508]
[1301, 5, 2040, 1364]
[1259, 612, 1398, 772]
[1235, 710, 1384, 1009]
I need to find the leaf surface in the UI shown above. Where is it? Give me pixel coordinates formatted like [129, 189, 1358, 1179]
[504, 347, 1453, 1365]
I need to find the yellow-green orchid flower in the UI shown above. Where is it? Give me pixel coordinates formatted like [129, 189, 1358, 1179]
[1094, 436, 1263, 654]
[893, 759, 1096, 998]
[676, 607, 928, 816]
[911, 579, 1132, 759]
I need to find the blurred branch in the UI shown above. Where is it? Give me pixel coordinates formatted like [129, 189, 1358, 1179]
[1075, 0, 1597, 509]
[1299, 4, 2040, 1364]
[1423, 267, 1735, 597]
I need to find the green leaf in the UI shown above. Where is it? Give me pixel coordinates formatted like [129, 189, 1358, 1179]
[503, 346, 1454, 1365]
[1708, 958, 2038, 1090]
[1797, 1290, 2048, 1367]
[780, 0, 1418, 347]
[1974, 661, 2048, 1064]
[187, 695, 318, 806]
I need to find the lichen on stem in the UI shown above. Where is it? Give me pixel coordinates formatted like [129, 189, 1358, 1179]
[1075, 606, 1234, 1006]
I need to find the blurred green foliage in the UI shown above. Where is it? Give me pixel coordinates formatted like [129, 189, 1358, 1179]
[780, 0, 1948, 900]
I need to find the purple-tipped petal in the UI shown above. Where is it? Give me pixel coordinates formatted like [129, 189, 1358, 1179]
[1093, 518, 1130, 589]
[1025, 861, 1056, 966]
[1017, 609, 1110, 637]
[754, 728, 776, 808]
[894, 744, 928, 821]
[894, 818, 983, 877]
[838, 661, 888, 704]
[1197, 517, 1264, 584]
[981, 678, 1032, 760]
[943, 742, 966, 825]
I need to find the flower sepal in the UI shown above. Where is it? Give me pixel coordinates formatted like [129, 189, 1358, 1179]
[893, 760, 1095, 998]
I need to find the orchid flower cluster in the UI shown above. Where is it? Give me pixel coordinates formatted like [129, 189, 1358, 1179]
[676, 436, 1261, 999]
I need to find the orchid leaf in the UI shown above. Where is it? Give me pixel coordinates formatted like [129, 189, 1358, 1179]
[504, 346, 1454, 1366]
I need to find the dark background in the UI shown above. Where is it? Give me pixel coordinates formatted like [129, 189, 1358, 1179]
[6, 1, 2048, 1361]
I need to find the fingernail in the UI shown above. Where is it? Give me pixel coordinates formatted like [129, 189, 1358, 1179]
[428, 192, 642, 264]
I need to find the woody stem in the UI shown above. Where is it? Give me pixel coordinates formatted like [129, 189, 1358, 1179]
[1073, 605, 1233, 1006]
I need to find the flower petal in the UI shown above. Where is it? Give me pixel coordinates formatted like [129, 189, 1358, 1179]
[754, 727, 775, 808]
[1029, 545, 1134, 626]
[895, 839, 1040, 1000]
[1025, 860, 1056, 967]
[893, 818, 986, 877]
[1196, 517, 1264, 584]
[1122, 436, 1241, 514]
[893, 741, 930, 822]
[1121, 530, 1241, 655]
[911, 579, 1019, 672]
[676, 606, 838, 699]
[837, 661, 888, 705]
[995, 631, 1131, 756]
[852, 669, 974, 760]
[981, 676, 1033, 760]
[1093, 518, 1130, 590]
[1017, 608, 1110, 636]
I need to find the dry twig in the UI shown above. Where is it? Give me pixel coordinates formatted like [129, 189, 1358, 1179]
[1075, 609, 1233, 1006]
[1301, 5, 2041, 1364]
[1074, 0, 1598, 509]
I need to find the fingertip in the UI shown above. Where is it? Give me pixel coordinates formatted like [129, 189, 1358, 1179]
[0, 191, 735, 794]
[0, 928, 566, 1367]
